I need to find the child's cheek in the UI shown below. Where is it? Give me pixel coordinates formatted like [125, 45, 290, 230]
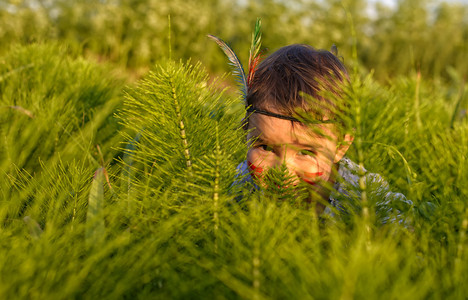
[247, 160, 263, 178]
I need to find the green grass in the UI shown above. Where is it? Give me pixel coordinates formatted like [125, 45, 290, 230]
[0, 42, 466, 298]
[0, 1, 467, 297]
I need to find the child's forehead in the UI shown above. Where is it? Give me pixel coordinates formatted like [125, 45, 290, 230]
[248, 113, 337, 145]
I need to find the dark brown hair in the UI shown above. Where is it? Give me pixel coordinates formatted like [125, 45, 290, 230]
[246, 44, 348, 121]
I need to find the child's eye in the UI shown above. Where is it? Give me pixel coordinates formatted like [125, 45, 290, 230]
[298, 149, 316, 157]
[257, 144, 274, 152]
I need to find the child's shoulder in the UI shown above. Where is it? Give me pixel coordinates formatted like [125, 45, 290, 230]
[332, 157, 413, 224]
[335, 156, 408, 199]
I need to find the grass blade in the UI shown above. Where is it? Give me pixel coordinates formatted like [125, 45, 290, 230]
[86, 168, 106, 246]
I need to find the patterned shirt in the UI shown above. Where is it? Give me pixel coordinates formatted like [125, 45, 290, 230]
[234, 157, 413, 224]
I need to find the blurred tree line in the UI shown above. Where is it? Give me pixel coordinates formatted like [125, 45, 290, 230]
[0, 0, 467, 81]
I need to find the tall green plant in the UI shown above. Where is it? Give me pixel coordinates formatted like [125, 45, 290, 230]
[0, 43, 123, 224]
[0, 43, 467, 299]
[116, 59, 244, 217]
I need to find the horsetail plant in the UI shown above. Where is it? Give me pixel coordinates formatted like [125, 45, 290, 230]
[0, 12, 467, 297]
[86, 168, 106, 247]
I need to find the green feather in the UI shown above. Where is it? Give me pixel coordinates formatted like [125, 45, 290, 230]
[248, 18, 262, 87]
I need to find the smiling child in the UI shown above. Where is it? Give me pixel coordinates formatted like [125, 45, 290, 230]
[235, 44, 412, 218]
[242, 44, 352, 207]
[210, 27, 412, 219]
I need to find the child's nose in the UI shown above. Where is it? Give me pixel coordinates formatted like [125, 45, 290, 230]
[274, 151, 300, 184]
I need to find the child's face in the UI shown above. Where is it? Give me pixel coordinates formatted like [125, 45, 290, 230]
[246, 112, 352, 200]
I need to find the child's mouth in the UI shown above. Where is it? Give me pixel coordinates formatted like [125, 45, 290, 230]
[303, 172, 323, 185]
[248, 161, 323, 186]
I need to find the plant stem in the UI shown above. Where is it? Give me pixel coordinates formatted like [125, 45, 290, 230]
[213, 123, 220, 252]
[414, 71, 422, 130]
[169, 71, 192, 174]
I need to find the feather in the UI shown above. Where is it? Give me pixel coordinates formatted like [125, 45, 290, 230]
[331, 44, 338, 56]
[248, 18, 262, 88]
[208, 34, 248, 100]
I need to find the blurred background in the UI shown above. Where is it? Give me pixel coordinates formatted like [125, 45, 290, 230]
[1, 0, 467, 82]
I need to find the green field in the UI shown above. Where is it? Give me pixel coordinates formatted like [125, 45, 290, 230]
[0, 0, 467, 299]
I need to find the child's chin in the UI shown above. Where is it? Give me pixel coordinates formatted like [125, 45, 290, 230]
[304, 192, 328, 212]
[303, 179, 318, 186]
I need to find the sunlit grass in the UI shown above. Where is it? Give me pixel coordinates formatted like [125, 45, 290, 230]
[0, 0, 467, 296]
[0, 41, 465, 298]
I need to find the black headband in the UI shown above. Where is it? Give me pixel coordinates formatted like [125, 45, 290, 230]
[246, 106, 336, 124]
[246, 106, 299, 122]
